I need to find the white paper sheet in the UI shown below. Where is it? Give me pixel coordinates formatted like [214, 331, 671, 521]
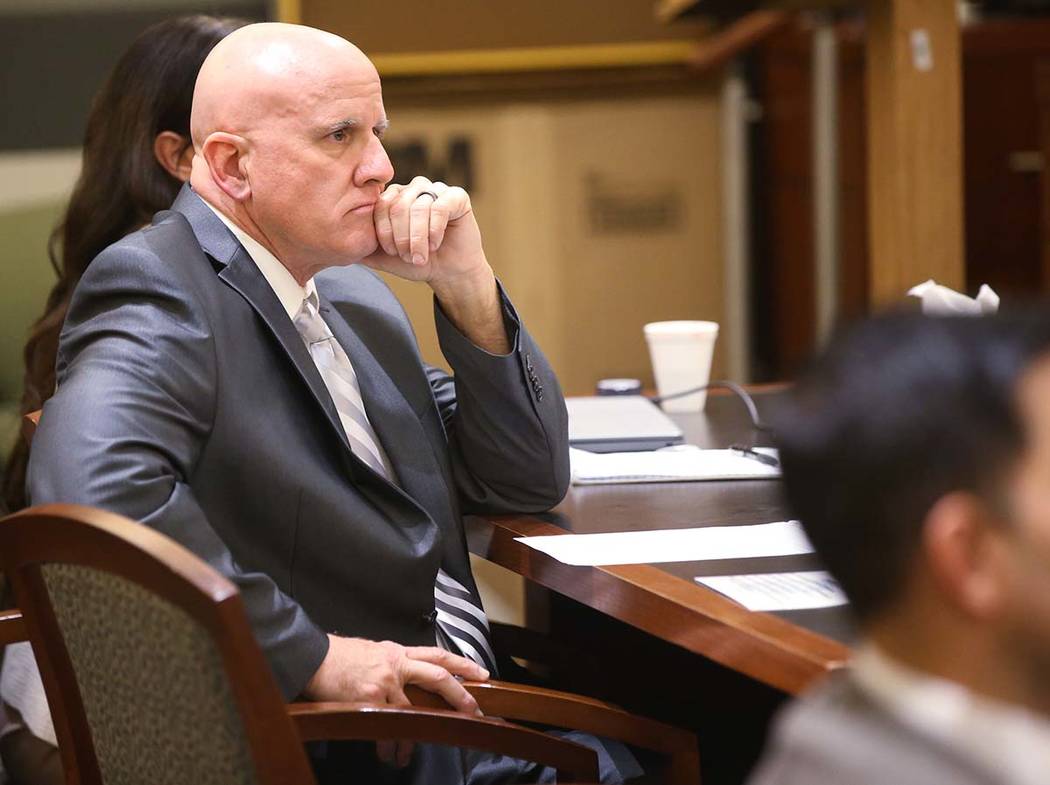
[570, 446, 780, 485]
[515, 520, 813, 566]
[695, 570, 848, 611]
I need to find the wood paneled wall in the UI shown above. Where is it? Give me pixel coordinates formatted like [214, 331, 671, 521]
[376, 92, 726, 395]
[865, 0, 965, 303]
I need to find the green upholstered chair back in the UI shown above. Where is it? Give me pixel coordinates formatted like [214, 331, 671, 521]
[41, 562, 256, 785]
[0, 504, 317, 785]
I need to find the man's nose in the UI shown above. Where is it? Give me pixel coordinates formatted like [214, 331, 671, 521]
[357, 135, 394, 187]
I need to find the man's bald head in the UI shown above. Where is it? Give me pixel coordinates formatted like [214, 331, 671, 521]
[188, 21, 393, 280]
[191, 22, 376, 148]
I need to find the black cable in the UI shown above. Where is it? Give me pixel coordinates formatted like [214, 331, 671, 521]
[648, 380, 778, 467]
[647, 379, 771, 432]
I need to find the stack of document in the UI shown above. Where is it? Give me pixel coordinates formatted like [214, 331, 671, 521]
[695, 571, 848, 612]
[516, 524, 847, 612]
[516, 520, 812, 566]
[570, 446, 780, 485]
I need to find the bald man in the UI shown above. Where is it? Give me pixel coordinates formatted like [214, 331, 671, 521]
[26, 22, 639, 784]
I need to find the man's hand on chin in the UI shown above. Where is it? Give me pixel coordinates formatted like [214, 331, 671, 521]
[362, 176, 510, 354]
[303, 634, 489, 766]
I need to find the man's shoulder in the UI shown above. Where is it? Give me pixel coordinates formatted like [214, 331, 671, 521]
[67, 210, 219, 338]
[747, 671, 997, 785]
[85, 209, 210, 288]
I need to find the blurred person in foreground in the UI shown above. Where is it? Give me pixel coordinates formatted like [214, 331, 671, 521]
[748, 310, 1050, 785]
[25, 21, 639, 784]
[0, 16, 246, 785]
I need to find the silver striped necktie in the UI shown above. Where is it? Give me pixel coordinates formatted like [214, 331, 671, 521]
[294, 292, 498, 675]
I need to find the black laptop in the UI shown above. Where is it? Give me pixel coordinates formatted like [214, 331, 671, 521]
[567, 396, 685, 453]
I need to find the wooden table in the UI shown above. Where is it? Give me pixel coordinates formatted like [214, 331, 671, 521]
[466, 391, 855, 783]
[467, 391, 852, 693]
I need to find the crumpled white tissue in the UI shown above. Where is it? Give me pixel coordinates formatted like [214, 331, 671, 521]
[907, 279, 1000, 316]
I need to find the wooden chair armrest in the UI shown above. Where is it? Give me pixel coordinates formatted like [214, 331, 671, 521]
[286, 701, 599, 783]
[0, 608, 27, 646]
[409, 681, 700, 785]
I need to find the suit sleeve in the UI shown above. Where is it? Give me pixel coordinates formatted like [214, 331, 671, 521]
[429, 283, 569, 514]
[26, 243, 328, 699]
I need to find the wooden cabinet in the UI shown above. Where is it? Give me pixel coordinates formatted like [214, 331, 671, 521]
[752, 16, 1050, 378]
[751, 19, 868, 378]
[965, 21, 1050, 296]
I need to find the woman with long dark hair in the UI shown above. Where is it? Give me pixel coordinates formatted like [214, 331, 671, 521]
[0, 16, 246, 784]
[2, 14, 247, 515]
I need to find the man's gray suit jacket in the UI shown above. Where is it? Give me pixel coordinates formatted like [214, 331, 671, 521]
[747, 670, 1004, 785]
[27, 186, 570, 699]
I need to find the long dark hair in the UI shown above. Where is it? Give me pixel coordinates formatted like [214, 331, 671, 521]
[2, 15, 247, 513]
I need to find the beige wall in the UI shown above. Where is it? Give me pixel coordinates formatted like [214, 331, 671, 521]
[380, 90, 724, 396]
[375, 86, 725, 624]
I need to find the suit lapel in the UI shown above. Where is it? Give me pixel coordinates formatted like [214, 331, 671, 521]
[318, 292, 457, 535]
[324, 297, 481, 610]
[171, 187, 358, 472]
[219, 252, 360, 454]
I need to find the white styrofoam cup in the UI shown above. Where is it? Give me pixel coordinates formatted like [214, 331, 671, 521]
[643, 320, 719, 413]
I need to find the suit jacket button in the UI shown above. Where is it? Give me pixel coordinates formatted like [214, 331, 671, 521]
[537, 391, 544, 401]
[423, 609, 438, 624]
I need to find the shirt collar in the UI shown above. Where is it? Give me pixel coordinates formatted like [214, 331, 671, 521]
[201, 198, 315, 319]
[852, 643, 1050, 785]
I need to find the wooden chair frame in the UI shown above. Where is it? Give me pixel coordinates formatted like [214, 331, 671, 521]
[0, 504, 700, 783]
[0, 505, 601, 783]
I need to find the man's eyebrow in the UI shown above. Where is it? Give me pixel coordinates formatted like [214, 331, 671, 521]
[323, 119, 357, 135]
[322, 118, 390, 135]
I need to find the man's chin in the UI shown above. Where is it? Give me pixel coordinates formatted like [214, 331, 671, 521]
[347, 234, 379, 262]
[326, 237, 379, 268]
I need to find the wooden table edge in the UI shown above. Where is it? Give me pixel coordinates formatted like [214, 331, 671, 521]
[469, 514, 850, 696]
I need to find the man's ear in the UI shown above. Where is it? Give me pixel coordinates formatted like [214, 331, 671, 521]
[923, 491, 1006, 620]
[200, 132, 252, 201]
[153, 131, 194, 182]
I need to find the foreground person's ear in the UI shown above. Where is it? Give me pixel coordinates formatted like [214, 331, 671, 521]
[923, 492, 1007, 620]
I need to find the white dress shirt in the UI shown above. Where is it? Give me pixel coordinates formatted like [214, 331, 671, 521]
[852, 644, 1050, 785]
